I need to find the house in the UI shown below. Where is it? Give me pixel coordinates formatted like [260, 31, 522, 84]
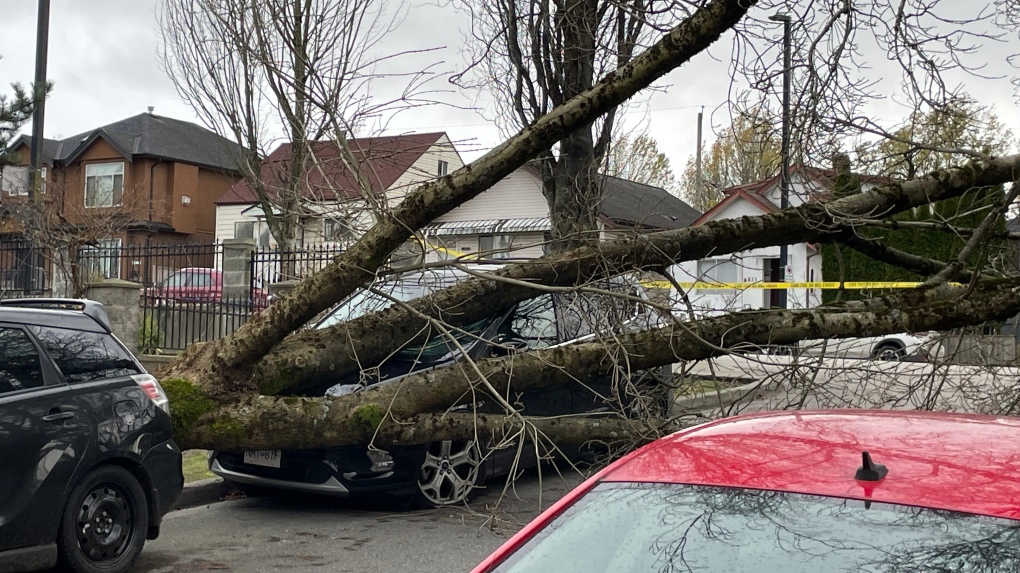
[0, 111, 248, 290]
[421, 165, 701, 261]
[215, 132, 463, 249]
[671, 164, 893, 315]
[2, 111, 247, 244]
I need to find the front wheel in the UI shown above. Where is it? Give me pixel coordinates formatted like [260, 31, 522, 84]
[57, 466, 149, 573]
[873, 343, 906, 361]
[413, 440, 482, 508]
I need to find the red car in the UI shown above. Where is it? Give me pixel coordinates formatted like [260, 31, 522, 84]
[143, 267, 268, 309]
[473, 410, 1020, 572]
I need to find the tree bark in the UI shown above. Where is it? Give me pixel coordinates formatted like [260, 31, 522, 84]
[254, 154, 1020, 396]
[177, 276, 1020, 450]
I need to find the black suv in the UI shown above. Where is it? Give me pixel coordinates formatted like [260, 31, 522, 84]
[0, 299, 183, 573]
[210, 269, 673, 507]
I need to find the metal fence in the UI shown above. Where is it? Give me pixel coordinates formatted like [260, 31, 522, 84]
[250, 244, 345, 298]
[80, 242, 220, 288]
[140, 296, 254, 354]
[0, 239, 50, 298]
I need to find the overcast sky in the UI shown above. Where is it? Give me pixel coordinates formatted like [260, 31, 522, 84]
[1, 1, 1017, 171]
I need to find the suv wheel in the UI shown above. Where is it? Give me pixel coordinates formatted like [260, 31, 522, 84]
[57, 466, 149, 573]
[414, 440, 482, 507]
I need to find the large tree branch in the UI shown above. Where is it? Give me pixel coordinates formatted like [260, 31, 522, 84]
[256, 154, 1020, 396]
[176, 276, 1020, 450]
[163, 0, 756, 391]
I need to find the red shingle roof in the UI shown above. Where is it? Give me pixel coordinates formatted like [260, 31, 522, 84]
[217, 132, 448, 205]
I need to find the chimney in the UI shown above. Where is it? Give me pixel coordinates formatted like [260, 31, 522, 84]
[147, 106, 155, 114]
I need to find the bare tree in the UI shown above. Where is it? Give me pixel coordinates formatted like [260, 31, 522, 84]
[159, 0, 434, 254]
[604, 133, 681, 194]
[678, 100, 781, 210]
[455, 0, 670, 251]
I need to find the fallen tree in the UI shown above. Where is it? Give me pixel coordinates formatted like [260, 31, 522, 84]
[154, 0, 1020, 457]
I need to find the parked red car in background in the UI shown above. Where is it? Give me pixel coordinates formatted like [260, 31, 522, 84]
[143, 268, 268, 309]
[473, 409, 1020, 572]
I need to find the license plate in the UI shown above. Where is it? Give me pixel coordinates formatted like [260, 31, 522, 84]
[243, 450, 281, 468]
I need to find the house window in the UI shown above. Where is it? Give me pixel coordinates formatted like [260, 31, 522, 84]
[80, 238, 122, 280]
[38, 167, 46, 194]
[324, 217, 355, 242]
[1, 166, 29, 196]
[437, 160, 449, 177]
[85, 162, 125, 207]
[234, 221, 255, 240]
[697, 258, 739, 290]
[479, 234, 512, 260]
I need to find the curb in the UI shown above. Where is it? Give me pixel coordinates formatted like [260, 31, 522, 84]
[174, 477, 232, 511]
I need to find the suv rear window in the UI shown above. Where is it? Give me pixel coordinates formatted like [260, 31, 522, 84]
[29, 326, 140, 383]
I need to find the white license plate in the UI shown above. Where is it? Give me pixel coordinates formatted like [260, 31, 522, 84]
[243, 450, 281, 468]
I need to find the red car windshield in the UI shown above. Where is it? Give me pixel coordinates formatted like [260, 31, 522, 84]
[491, 483, 1020, 572]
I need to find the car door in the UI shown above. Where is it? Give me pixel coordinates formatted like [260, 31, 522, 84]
[0, 324, 92, 551]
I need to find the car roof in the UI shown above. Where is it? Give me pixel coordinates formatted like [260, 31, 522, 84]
[602, 409, 1020, 520]
[0, 307, 107, 332]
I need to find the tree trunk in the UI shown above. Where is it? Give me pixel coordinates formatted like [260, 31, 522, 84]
[253, 154, 1020, 396]
[172, 276, 1020, 450]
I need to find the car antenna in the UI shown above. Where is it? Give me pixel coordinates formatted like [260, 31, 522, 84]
[855, 451, 888, 481]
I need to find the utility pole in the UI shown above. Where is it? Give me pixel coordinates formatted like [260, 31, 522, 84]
[770, 13, 792, 309]
[29, 0, 51, 202]
[695, 107, 703, 207]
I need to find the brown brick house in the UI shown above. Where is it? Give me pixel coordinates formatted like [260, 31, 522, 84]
[0, 111, 246, 292]
[2, 110, 246, 247]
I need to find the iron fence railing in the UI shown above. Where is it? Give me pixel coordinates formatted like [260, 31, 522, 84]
[249, 244, 345, 298]
[0, 239, 50, 298]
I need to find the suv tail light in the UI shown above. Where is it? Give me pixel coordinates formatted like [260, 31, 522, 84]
[132, 374, 171, 415]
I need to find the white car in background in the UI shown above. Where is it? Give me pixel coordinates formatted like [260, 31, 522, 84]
[796, 332, 943, 362]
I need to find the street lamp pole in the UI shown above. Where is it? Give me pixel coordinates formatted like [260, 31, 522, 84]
[30, 0, 51, 198]
[770, 13, 792, 309]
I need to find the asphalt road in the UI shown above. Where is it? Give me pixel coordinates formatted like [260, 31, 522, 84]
[130, 468, 585, 573]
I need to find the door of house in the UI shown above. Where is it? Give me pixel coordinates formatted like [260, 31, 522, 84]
[764, 258, 783, 309]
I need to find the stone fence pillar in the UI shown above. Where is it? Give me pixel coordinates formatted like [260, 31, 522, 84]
[222, 238, 256, 300]
[85, 279, 142, 355]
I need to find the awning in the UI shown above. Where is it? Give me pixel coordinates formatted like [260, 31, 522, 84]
[421, 217, 550, 236]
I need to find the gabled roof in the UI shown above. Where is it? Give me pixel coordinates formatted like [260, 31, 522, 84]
[216, 133, 448, 205]
[11, 113, 248, 172]
[693, 164, 899, 226]
[600, 176, 701, 230]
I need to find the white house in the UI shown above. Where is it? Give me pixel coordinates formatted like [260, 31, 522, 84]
[672, 165, 892, 315]
[421, 165, 702, 261]
[214, 132, 464, 248]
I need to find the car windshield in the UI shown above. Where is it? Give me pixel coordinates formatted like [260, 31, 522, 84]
[493, 483, 1020, 572]
[315, 281, 430, 329]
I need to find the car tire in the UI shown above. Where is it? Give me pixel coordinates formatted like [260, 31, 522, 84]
[873, 342, 906, 361]
[57, 465, 149, 573]
[412, 440, 483, 508]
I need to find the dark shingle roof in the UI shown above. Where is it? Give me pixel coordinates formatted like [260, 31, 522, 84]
[14, 113, 247, 172]
[600, 176, 701, 230]
[216, 133, 448, 204]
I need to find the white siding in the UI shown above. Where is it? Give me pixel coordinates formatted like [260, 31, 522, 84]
[433, 168, 548, 222]
[385, 134, 465, 206]
[215, 204, 250, 244]
[670, 194, 824, 316]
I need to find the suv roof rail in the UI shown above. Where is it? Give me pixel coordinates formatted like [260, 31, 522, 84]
[0, 298, 113, 331]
